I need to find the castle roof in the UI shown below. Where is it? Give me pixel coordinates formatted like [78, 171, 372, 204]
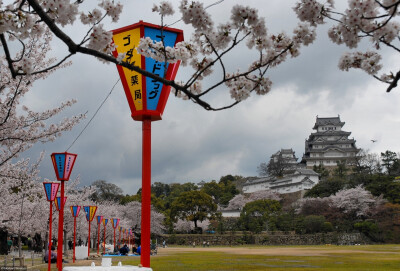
[243, 169, 318, 187]
[312, 116, 345, 129]
[308, 130, 351, 138]
[243, 176, 273, 186]
[309, 139, 356, 144]
[270, 177, 316, 189]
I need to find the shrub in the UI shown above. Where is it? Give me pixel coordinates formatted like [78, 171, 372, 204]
[322, 222, 334, 232]
[354, 220, 382, 242]
[303, 215, 326, 233]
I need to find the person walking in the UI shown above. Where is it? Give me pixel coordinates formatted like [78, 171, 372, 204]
[7, 237, 12, 253]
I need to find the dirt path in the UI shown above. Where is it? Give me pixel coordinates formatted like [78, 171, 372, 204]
[157, 246, 400, 257]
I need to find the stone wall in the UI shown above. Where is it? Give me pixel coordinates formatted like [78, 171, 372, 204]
[164, 232, 371, 246]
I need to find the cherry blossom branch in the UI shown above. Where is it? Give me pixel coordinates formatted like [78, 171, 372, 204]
[1, 1, 314, 111]
[0, 34, 18, 77]
[0, 78, 23, 126]
[0, 146, 24, 168]
[386, 70, 400, 92]
[375, 0, 400, 9]
[295, 0, 400, 92]
[26, 0, 79, 54]
[189, 29, 250, 93]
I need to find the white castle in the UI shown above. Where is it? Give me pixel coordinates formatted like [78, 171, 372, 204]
[301, 116, 360, 168]
[242, 116, 359, 195]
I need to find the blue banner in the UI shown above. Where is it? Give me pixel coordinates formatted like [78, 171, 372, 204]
[53, 153, 66, 179]
[144, 27, 177, 111]
[83, 206, 90, 221]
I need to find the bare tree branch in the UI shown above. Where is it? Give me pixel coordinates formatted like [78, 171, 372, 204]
[0, 34, 18, 78]
[387, 70, 400, 92]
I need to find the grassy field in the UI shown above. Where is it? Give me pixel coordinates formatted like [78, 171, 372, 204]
[3, 245, 400, 270]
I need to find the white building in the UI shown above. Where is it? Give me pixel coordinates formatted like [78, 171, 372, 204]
[220, 209, 241, 218]
[242, 168, 319, 194]
[301, 116, 360, 168]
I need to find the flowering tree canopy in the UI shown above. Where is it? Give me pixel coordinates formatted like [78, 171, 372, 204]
[1, 1, 398, 111]
[294, 0, 400, 92]
[225, 190, 281, 210]
[296, 185, 386, 218]
[0, 28, 84, 255]
[1, 0, 316, 111]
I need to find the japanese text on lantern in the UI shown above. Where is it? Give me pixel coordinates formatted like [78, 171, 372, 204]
[113, 27, 143, 110]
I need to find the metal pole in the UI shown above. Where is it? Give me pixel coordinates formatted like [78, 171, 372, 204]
[141, 119, 151, 267]
[113, 228, 116, 251]
[103, 224, 106, 254]
[73, 217, 76, 263]
[48, 202, 53, 271]
[57, 181, 64, 270]
[97, 223, 100, 255]
[87, 221, 91, 258]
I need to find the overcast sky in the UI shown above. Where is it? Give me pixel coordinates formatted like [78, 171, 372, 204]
[22, 0, 400, 194]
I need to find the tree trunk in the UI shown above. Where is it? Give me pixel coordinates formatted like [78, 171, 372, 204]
[17, 190, 25, 261]
[0, 229, 8, 255]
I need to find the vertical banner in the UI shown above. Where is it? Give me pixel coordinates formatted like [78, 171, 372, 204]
[97, 216, 104, 225]
[83, 206, 97, 221]
[112, 218, 120, 229]
[70, 206, 81, 217]
[43, 182, 60, 201]
[55, 196, 67, 211]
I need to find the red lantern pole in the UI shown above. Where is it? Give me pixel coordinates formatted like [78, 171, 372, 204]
[73, 215, 77, 263]
[88, 220, 91, 257]
[141, 119, 151, 266]
[43, 182, 59, 271]
[103, 221, 107, 254]
[57, 181, 64, 270]
[111, 219, 120, 252]
[113, 227, 116, 250]
[70, 206, 81, 264]
[97, 224, 100, 255]
[96, 216, 103, 255]
[48, 202, 53, 271]
[83, 206, 97, 258]
[112, 21, 183, 269]
[51, 152, 77, 271]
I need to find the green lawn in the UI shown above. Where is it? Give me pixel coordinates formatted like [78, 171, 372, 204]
[6, 245, 399, 271]
[123, 249, 400, 271]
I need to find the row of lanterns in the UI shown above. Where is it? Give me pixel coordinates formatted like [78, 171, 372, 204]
[41, 20, 183, 269]
[42, 153, 131, 271]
